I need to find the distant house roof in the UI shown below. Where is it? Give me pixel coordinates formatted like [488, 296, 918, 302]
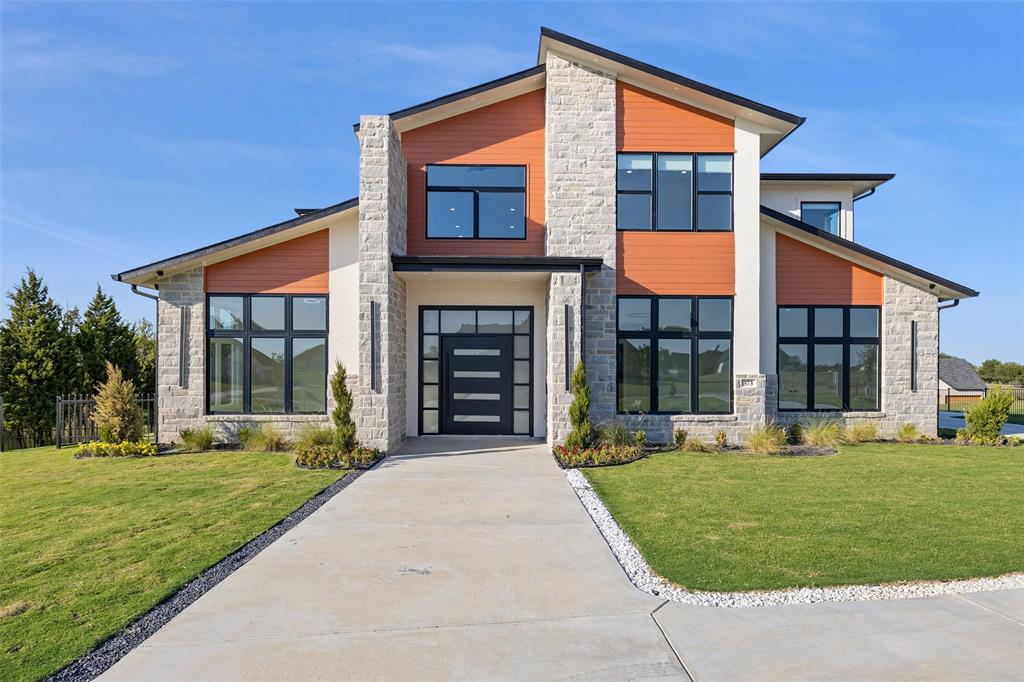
[939, 357, 986, 391]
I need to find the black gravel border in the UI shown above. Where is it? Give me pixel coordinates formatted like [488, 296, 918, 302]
[46, 464, 376, 682]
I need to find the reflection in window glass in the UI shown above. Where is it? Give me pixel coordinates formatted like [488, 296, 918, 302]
[779, 307, 808, 337]
[209, 296, 244, 331]
[514, 410, 530, 434]
[849, 344, 879, 410]
[813, 344, 843, 410]
[658, 299, 691, 332]
[427, 192, 474, 238]
[423, 385, 438, 409]
[514, 361, 530, 384]
[441, 310, 475, 334]
[618, 338, 651, 412]
[801, 202, 841, 235]
[617, 154, 652, 191]
[697, 193, 731, 231]
[514, 385, 529, 409]
[292, 338, 326, 412]
[478, 192, 525, 239]
[699, 299, 732, 332]
[617, 193, 652, 230]
[422, 309, 439, 334]
[656, 155, 693, 230]
[422, 410, 439, 434]
[814, 308, 843, 337]
[423, 360, 438, 384]
[513, 310, 530, 333]
[850, 308, 880, 338]
[292, 297, 326, 331]
[250, 297, 284, 331]
[698, 339, 731, 412]
[618, 298, 652, 332]
[778, 344, 808, 409]
[423, 335, 439, 359]
[477, 310, 514, 333]
[514, 335, 530, 359]
[657, 339, 690, 412]
[209, 337, 244, 412]
[250, 338, 285, 413]
[697, 155, 732, 191]
[427, 165, 525, 188]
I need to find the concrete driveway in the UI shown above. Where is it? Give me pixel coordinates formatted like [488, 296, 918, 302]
[103, 437, 1023, 681]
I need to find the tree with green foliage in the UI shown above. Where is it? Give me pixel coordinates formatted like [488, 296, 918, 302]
[330, 361, 357, 452]
[564, 360, 593, 449]
[78, 286, 139, 390]
[978, 358, 1024, 386]
[0, 270, 67, 446]
[91, 362, 145, 443]
[132, 319, 157, 395]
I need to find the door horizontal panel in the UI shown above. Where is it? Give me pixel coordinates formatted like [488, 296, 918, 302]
[453, 414, 501, 423]
[452, 348, 502, 356]
[453, 392, 501, 401]
[452, 370, 501, 379]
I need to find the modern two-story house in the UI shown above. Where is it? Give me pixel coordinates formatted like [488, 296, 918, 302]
[114, 28, 978, 450]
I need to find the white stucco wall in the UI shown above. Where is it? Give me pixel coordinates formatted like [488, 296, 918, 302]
[328, 213, 359, 376]
[733, 117, 764, 377]
[761, 183, 856, 240]
[403, 274, 549, 438]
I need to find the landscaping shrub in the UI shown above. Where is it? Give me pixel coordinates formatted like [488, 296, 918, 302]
[179, 426, 215, 452]
[330, 361, 357, 453]
[684, 436, 718, 453]
[552, 443, 644, 468]
[564, 360, 593, 449]
[74, 439, 157, 457]
[800, 419, 842, 447]
[896, 422, 922, 443]
[963, 388, 1015, 444]
[672, 428, 688, 449]
[786, 422, 803, 445]
[238, 424, 288, 452]
[295, 423, 335, 452]
[714, 430, 728, 449]
[596, 420, 632, 447]
[634, 430, 647, 448]
[746, 423, 787, 454]
[91, 362, 145, 443]
[845, 421, 879, 444]
[294, 444, 382, 469]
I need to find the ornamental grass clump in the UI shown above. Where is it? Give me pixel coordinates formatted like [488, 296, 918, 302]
[179, 425, 215, 452]
[295, 423, 335, 452]
[746, 423, 788, 454]
[238, 424, 288, 452]
[963, 388, 1015, 444]
[91, 362, 145, 443]
[800, 418, 843, 447]
[596, 420, 633, 447]
[896, 422, 922, 443]
[672, 428, 688, 450]
[845, 421, 880, 444]
[684, 435, 718, 453]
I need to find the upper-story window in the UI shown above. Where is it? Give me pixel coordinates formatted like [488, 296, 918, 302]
[616, 153, 733, 231]
[801, 201, 841, 235]
[426, 165, 526, 239]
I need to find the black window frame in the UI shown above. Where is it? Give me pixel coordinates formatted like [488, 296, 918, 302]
[616, 152, 734, 232]
[799, 201, 842, 235]
[776, 305, 881, 412]
[206, 293, 329, 415]
[616, 295, 734, 415]
[425, 164, 528, 241]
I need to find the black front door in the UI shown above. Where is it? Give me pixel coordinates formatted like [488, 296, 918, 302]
[442, 335, 513, 435]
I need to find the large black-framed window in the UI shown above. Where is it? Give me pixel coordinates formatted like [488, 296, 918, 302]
[426, 164, 527, 240]
[800, 201, 841, 235]
[207, 294, 328, 414]
[616, 296, 733, 414]
[777, 305, 880, 412]
[418, 306, 533, 436]
[616, 153, 733, 232]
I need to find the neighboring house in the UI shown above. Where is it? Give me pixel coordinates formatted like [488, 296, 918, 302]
[113, 28, 978, 449]
[939, 357, 987, 397]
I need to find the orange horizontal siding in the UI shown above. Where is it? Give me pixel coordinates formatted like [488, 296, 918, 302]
[776, 234, 882, 305]
[617, 81, 734, 152]
[617, 231, 735, 295]
[204, 229, 328, 294]
[403, 89, 545, 256]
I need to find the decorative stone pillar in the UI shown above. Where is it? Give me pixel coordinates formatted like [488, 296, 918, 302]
[155, 268, 205, 444]
[882, 277, 939, 437]
[544, 52, 618, 444]
[357, 115, 408, 452]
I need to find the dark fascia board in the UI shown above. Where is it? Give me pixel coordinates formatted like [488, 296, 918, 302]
[113, 197, 358, 283]
[392, 255, 603, 273]
[760, 205, 978, 298]
[538, 27, 805, 127]
[761, 173, 895, 182]
[352, 64, 546, 133]
[293, 208, 321, 216]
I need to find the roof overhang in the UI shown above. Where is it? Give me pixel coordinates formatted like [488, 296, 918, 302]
[761, 173, 895, 197]
[113, 198, 358, 287]
[760, 206, 978, 300]
[538, 27, 804, 157]
[392, 255, 603, 273]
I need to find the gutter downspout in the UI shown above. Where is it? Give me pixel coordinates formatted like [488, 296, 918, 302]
[936, 298, 961, 431]
[852, 188, 875, 203]
[128, 283, 160, 446]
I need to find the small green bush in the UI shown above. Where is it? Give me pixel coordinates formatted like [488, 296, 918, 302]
[238, 424, 288, 452]
[295, 424, 335, 452]
[552, 443, 645, 468]
[963, 389, 1015, 444]
[91, 362, 145, 443]
[800, 419, 842, 447]
[596, 420, 632, 447]
[672, 428, 688, 449]
[685, 436, 718, 453]
[74, 440, 157, 457]
[634, 430, 647, 447]
[330, 362, 357, 453]
[896, 422, 922, 443]
[746, 423, 787, 454]
[294, 444, 382, 469]
[845, 421, 879, 444]
[565, 360, 593, 449]
[179, 426, 215, 453]
[714, 430, 728, 449]
[786, 422, 803, 445]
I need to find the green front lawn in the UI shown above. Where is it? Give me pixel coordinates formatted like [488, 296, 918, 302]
[0, 447, 346, 682]
[584, 444, 1023, 592]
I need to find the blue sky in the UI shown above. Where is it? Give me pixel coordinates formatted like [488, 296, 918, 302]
[2, 2, 1022, 362]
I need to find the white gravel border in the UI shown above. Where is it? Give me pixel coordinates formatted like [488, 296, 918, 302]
[565, 468, 1024, 607]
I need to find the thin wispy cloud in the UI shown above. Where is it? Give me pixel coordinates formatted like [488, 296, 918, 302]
[1, 31, 178, 83]
[0, 204, 130, 258]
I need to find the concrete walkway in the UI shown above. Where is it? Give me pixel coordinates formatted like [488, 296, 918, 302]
[103, 437, 1023, 681]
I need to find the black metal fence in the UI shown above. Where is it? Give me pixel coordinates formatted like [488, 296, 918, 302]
[938, 386, 1024, 416]
[55, 394, 157, 448]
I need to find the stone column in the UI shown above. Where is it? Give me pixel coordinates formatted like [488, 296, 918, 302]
[882, 277, 939, 437]
[155, 268, 205, 444]
[544, 52, 618, 444]
[357, 115, 408, 452]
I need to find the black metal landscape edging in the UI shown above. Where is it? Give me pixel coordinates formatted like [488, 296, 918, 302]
[47, 463, 378, 682]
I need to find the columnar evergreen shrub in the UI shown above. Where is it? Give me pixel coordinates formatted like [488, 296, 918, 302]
[330, 361, 357, 452]
[564, 360, 592, 449]
[963, 388, 1015, 444]
[91, 362, 145, 443]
